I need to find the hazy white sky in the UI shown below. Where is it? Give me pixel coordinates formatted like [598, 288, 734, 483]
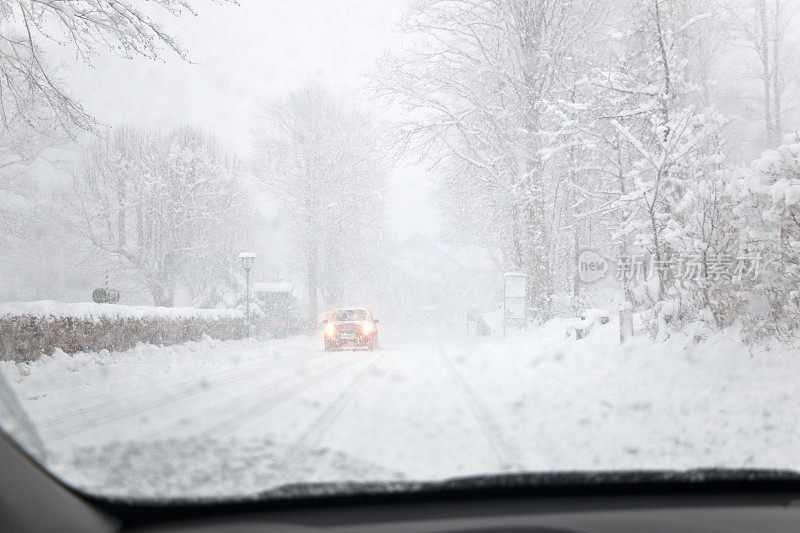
[54, 0, 438, 239]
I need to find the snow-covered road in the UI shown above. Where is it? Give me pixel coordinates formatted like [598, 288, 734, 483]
[4, 319, 800, 498]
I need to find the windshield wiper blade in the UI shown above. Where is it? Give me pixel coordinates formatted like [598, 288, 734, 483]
[262, 469, 800, 499]
[437, 469, 800, 488]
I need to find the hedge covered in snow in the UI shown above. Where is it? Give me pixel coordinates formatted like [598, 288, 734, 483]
[0, 301, 244, 363]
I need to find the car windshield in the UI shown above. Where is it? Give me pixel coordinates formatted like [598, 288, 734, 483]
[333, 310, 367, 321]
[2, 0, 800, 503]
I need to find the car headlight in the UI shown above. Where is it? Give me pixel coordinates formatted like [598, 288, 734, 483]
[362, 321, 374, 335]
[324, 323, 336, 336]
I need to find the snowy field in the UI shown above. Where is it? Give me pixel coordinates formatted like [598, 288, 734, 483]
[3, 319, 800, 499]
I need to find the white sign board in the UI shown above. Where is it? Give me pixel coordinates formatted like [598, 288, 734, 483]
[504, 273, 527, 298]
[504, 298, 525, 318]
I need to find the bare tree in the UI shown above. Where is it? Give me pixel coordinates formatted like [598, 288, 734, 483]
[71, 125, 248, 307]
[0, 0, 232, 246]
[0, 0, 217, 141]
[722, 0, 799, 146]
[253, 85, 388, 326]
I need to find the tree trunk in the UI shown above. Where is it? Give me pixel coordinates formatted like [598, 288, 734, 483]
[117, 175, 126, 249]
[757, 0, 776, 146]
[572, 229, 580, 310]
[772, 0, 782, 144]
[649, 182, 666, 302]
[653, 0, 672, 139]
[307, 247, 319, 331]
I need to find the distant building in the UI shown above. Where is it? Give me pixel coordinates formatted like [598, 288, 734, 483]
[253, 282, 299, 337]
[386, 233, 498, 327]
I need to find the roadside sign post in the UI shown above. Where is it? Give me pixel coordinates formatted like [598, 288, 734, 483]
[503, 272, 527, 338]
[239, 252, 256, 337]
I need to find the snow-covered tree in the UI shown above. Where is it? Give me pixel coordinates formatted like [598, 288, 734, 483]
[376, 0, 798, 338]
[733, 132, 800, 340]
[580, 2, 722, 315]
[375, 0, 600, 315]
[71, 125, 249, 307]
[253, 85, 389, 325]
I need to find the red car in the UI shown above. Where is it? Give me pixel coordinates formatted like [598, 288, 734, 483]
[323, 308, 379, 351]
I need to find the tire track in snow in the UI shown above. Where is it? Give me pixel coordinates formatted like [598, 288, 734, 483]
[36, 343, 335, 441]
[279, 352, 382, 467]
[131, 349, 360, 440]
[189, 349, 371, 439]
[436, 340, 524, 472]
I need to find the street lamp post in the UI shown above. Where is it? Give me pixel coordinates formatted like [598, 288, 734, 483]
[239, 252, 256, 337]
